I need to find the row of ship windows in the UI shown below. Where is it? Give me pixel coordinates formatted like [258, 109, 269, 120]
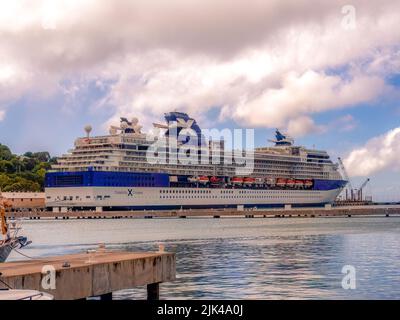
[50, 194, 319, 201]
[159, 190, 320, 195]
[62, 153, 331, 166]
[160, 189, 211, 194]
[72, 146, 331, 161]
[58, 160, 335, 172]
[159, 195, 318, 199]
[57, 159, 332, 170]
[78, 146, 295, 158]
[118, 163, 330, 172]
[50, 190, 323, 201]
[117, 157, 329, 169]
[121, 150, 329, 163]
[60, 156, 331, 171]
[116, 164, 330, 175]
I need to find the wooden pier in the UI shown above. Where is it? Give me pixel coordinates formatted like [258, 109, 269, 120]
[0, 250, 175, 300]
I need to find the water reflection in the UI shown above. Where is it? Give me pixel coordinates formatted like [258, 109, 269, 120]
[8, 217, 400, 299]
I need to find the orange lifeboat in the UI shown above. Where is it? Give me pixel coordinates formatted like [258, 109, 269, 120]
[295, 180, 304, 188]
[276, 178, 287, 188]
[231, 177, 243, 185]
[243, 177, 255, 185]
[286, 178, 295, 188]
[210, 176, 222, 184]
[198, 176, 209, 184]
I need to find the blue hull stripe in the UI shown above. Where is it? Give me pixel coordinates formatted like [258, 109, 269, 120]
[312, 179, 347, 191]
[46, 171, 346, 191]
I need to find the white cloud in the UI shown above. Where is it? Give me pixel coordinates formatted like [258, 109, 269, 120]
[286, 116, 325, 137]
[0, 0, 399, 131]
[225, 70, 385, 128]
[284, 114, 357, 138]
[0, 109, 5, 121]
[344, 128, 400, 177]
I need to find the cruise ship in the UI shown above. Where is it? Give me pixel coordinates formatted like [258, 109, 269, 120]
[45, 112, 346, 212]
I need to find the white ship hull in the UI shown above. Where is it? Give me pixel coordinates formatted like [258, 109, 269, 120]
[46, 186, 342, 211]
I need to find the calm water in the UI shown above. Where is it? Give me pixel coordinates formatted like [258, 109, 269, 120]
[7, 216, 400, 299]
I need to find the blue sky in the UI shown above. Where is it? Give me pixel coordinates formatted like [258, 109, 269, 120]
[0, 1, 400, 201]
[1, 90, 397, 156]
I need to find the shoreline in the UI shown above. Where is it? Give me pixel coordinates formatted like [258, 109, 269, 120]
[6, 204, 400, 220]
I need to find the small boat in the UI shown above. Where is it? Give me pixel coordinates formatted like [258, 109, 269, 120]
[210, 176, 222, 184]
[304, 179, 313, 188]
[276, 178, 287, 188]
[286, 179, 295, 188]
[231, 177, 244, 185]
[243, 177, 255, 185]
[254, 178, 264, 185]
[198, 176, 209, 184]
[187, 176, 199, 183]
[265, 178, 276, 186]
[295, 180, 304, 188]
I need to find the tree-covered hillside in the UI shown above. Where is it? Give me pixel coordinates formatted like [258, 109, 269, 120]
[0, 143, 56, 192]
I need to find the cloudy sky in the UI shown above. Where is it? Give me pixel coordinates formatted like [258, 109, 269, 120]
[0, 0, 400, 200]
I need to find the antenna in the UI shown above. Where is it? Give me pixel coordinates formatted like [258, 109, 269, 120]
[84, 125, 92, 138]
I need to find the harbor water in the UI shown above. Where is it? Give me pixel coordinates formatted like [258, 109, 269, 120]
[7, 216, 400, 299]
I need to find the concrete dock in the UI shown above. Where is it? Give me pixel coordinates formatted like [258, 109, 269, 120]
[6, 204, 400, 220]
[0, 251, 175, 300]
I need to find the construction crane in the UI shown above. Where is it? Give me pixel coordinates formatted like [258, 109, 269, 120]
[357, 178, 370, 201]
[338, 157, 353, 200]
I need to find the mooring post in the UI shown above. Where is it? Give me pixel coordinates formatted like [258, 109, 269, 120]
[147, 282, 160, 300]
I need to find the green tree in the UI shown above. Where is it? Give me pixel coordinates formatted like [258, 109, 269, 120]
[0, 144, 13, 161]
[0, 143, 53, 192]
[3, 179, 41, 192]
[22, 157, 37, 171]
[32, 152, 51, 162]
[0, 173, 12, 189]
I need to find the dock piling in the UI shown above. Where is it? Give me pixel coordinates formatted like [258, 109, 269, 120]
[147, 282, 160, 301]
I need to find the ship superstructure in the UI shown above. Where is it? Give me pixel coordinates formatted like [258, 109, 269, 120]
[45, 112, 346, 211]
